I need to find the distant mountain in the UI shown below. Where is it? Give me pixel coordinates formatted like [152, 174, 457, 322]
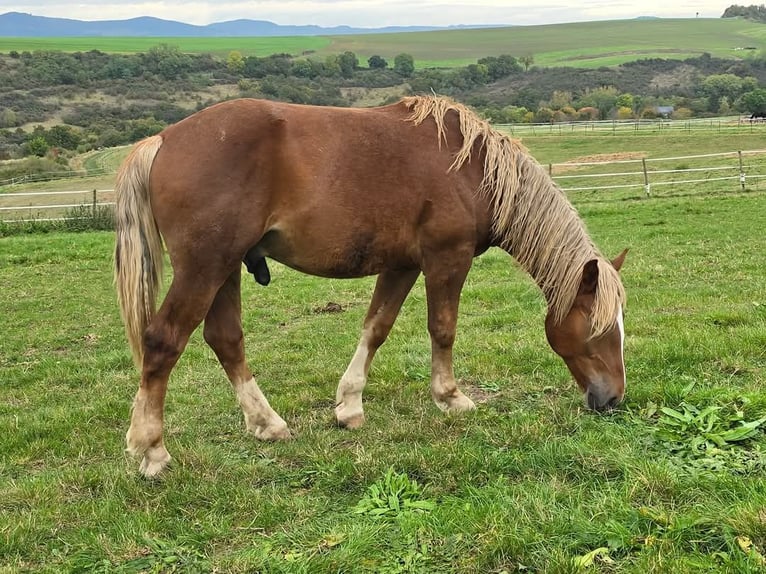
[0, 12, 497, 37]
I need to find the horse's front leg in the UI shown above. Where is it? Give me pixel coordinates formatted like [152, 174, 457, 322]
[424, 254, 475, 414]
[335, 269, 420, 428]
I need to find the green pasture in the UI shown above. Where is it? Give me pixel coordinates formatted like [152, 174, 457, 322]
[2, 17, 765, 68]
[0, 35, 330, 58]
[2, 126, 766, 571]
[323, 18, 761, 68]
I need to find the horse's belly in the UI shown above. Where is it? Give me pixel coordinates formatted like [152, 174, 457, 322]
[255, 227, 417, 279]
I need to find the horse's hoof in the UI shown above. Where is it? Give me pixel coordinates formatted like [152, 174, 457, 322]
[335, 402, 364, 430]
[253, 422, 291, 441]
[436, 391, 476, 414]
[138, 446, 171, 478]
[335, 413, 364, 430]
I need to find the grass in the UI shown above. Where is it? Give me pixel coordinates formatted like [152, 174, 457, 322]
[2, 17, 766, 68]
[2, 133, 766, 572]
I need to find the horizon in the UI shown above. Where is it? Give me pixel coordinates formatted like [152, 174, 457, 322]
[0, 1, 729, 29]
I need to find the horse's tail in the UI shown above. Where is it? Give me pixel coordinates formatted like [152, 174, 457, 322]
[114, 134, 165, 368]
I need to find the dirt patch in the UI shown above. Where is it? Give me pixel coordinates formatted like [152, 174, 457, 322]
[461, 379, 500, 404]
[568, 151, 647, 163]
[314, 302, 344, 314]
[562, 49, 702, 62]
[555, 151, 647, 173]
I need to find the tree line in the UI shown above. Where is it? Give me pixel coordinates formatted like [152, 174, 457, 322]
[3, 43, 766, 176]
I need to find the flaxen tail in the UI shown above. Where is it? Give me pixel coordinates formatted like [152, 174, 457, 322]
[114, 135, 164, 368]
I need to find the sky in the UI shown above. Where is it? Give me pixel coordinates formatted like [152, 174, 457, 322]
[0, 1, 730, 28]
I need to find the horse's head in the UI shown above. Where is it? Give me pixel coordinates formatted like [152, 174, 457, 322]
[544, 251, 627, 411]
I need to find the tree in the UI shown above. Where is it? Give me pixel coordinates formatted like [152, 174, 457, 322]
[722, 4, 766, 21]
[337, 51, 359, 78]
[0, 108, 18, 128]
[45, 125, 81, 150]
[142, 44, 192, 80]
[701, 73, 757, 113]
[615, 93, 635, 110]
[226, 50, 245, 74]
[549, 90, 573, 109]
[742, 88, 766, 116]
[393, 53, 415, 77]
[477, 54, 521, 80]
[323, 55, 342, 78]
[26, 135, 49, 157]
[519, 54, 534, 71]
[577, 86, 619, 119]
[368, 55, 388, 69]
[464, 63, 490, 85]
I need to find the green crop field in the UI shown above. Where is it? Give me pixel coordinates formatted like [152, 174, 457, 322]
[0, 35, 331, 58]
[2, 128, 766, 572]
[2, 17, 765, 68]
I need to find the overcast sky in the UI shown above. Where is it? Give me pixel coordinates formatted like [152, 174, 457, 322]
[1, 1, 729, 28]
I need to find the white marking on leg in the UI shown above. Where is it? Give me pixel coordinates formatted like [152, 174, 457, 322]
[234, 378, 290, 440]
[125, 389, 171, 477]
[617, 307, 626, 389]
[335, 333, 370, 428]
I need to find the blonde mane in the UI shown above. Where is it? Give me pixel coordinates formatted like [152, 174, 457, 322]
[403, 95, 625, 336]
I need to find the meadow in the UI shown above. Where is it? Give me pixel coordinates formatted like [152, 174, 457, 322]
[1, 129, 766, 572]
[1, 17, 764, 68]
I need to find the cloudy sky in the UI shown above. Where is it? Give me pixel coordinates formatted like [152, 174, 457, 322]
[1, 1, 729, 28]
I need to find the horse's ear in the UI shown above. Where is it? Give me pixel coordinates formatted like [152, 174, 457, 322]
[611, 248, 628, 272]
[579, 259, 600, 295]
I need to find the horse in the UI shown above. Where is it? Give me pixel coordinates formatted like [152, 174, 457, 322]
[114, 95, 627, 477]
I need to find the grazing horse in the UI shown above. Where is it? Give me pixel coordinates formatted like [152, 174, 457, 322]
[114, 96, 627, 477]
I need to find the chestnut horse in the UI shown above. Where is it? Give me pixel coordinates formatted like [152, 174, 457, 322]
[114, 96, 627, 477]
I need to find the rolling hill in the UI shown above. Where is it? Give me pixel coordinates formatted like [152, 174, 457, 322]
[0, 16, 763, 70]
[0, 11, 488, 37]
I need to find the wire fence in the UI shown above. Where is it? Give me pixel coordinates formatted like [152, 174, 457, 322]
[548, 149, 766, 200]
[496, 116, 764, 136]
[1, 148, 765, 223]
[0, 188, 115, 222]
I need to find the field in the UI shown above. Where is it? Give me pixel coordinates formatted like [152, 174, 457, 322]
[1, 17, 765, 68]
[2, 130, 766, 572]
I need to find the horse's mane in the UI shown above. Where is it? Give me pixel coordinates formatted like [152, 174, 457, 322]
[402, 95, 625, 337]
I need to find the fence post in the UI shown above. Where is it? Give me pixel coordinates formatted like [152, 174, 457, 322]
[738, 151, 746, 191]
[92, 189, 97, 220]
[642, 158, 651, 197]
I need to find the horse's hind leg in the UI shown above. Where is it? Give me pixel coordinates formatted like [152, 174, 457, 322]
[203, 270, 290, 441]
[126, 271, 223, 477]
[335, 269, 419, 428]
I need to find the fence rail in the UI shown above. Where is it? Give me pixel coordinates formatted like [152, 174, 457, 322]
[0, 188, 114, 223]
[496, 116, 765, 136]
[1, 148, 765, 223]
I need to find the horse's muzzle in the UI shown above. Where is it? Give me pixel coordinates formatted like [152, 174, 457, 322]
[586, 387, 623, 411]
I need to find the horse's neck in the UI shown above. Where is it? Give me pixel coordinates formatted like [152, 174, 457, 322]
[493, 156, 596, 308]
